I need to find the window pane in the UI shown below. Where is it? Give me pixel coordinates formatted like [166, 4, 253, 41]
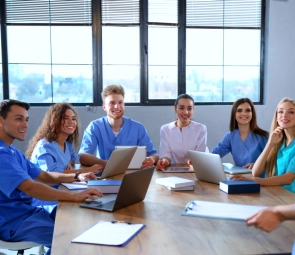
[102, 26, 140, 103]
[0, 29, 2, 101]
[7, 26, 51, 63]
[224, 30, 260, 65]
[51, 26, 92, 64]
[186, 66, 223, 102]
[148, 26, 177, 99]
[186, 29, 223, 65]
[103, 65, 140, 103]
[9, 64, 51, 102]
[102, 27, 139, 64]
[224, 66, 260, 102]
[52, 65, 93, 103]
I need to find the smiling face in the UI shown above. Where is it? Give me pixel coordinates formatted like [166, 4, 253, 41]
[0, 105, 29, 145]
[175, 98, 194, 126]
[276, 101, 295, 130]
[60, 109, 77, 136]
[103, 94, 125, 120]
[235, 102, 252, 127]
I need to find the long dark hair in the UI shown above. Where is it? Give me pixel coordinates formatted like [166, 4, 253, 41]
[229, 98, 268, 137]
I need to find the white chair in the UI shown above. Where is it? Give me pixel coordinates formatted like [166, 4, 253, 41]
[0, 240, 45, 255]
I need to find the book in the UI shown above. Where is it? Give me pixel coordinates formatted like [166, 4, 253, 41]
[156, 176, 195, 188]
[164, 185, 194, 191]
[72, 220, 145, 246]
[62, 181, 87, 190]
[87, 180, 122, 193]
[219, 180, 260, 194]
[181, 200, 266, 221]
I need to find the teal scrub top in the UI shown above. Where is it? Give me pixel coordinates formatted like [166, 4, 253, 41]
[275, 138, 295, 193]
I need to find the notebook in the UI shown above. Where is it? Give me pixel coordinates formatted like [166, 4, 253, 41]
[95, 147, 137, 179]
[115, 146, 147, 169]
[222, 163, 252, 175]
[188, 150, 229, 184]
[80, 166, 155, 212]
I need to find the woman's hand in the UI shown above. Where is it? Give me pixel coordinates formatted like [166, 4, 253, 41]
[268, 126, 284, 146]
[87, 164, 104, 173]
[156, 158, 170, 170]
[243, 163, 254, 169]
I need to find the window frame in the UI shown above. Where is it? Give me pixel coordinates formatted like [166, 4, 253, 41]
[0, 0, 266, 106]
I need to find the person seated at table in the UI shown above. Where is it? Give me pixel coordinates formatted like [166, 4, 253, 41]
[0, 99, 102, 255]
[212, 98, 268, 169]
[234, 98, 295, 193]
[156, 94, 207, 170]
[246, 204, 295, 254]
[26, 103, 102, 207]
[79, 84, 159, 169]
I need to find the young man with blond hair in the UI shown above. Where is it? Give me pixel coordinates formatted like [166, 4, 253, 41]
[79, 84, 158, 168]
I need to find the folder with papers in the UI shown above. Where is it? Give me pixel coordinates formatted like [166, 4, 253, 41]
[71, 220, 145, 247]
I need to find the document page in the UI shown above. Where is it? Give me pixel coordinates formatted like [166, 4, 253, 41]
[72, 220, 145, 246]
[182, 200, 266, 221]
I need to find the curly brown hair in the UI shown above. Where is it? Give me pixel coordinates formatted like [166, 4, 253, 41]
[26, 103, 80, 159]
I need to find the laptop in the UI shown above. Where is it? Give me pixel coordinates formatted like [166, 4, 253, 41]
[115, 146, 146, 169]
[188, 150, 229, 184]
[80, 166, 155, 212]
[95, 147, 137, 179]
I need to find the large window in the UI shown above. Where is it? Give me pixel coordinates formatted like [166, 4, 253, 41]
[0, 0, 265, 105]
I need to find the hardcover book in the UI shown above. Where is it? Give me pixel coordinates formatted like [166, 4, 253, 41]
[219, 180, 260, 194]
[87, 180, 122, 194]
[156, 176, 195, 188]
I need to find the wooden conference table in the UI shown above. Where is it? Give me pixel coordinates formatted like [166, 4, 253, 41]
[52, 167, 295, 255]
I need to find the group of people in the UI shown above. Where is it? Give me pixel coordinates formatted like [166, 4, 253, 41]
[1, 84, 295, 254]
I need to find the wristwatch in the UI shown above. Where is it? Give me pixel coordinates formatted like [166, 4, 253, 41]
[74, 172, 81, 182]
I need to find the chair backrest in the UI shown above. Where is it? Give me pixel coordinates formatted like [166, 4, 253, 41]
[0, 239, 44, 254]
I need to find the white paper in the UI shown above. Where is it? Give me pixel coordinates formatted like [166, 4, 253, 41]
[72, 220, 144, 246]
[183, 200, 266, 221]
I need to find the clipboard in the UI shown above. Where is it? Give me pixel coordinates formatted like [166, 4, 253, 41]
[181, 200, 266, 221]
[71, 220, 145, 247]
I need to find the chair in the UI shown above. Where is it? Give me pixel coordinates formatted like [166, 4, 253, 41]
[0, 240, 45, 255]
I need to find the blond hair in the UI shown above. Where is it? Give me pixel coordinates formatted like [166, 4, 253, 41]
[101, 85, 125, 103]
[265, 97, 295, 177]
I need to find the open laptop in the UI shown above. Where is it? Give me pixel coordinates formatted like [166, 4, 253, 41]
[80, 166, 155, 212]
[188, 150, 250, 184]
[95, 147, 137, 179]
[115, 146, 146, 169]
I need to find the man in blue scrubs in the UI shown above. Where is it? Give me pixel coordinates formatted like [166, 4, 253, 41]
[246, 204, 295, 255]
[0, 99, 102, 255]
[79, 84, 159, 168]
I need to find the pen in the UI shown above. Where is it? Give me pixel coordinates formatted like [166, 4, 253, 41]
[111, 220, 132, 225]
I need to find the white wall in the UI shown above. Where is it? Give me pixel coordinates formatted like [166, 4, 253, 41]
[14, 0, 294, 164]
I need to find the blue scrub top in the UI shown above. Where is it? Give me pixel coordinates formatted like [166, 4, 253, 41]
[212, 129, 268, 167]
[79, 116, 157, 160]
[0, 140, 42, 239]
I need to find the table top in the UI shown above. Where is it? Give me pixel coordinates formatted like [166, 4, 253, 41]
[52, 168, 295, 255]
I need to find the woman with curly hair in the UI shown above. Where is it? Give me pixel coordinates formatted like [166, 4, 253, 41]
[26, 103, 102, 207]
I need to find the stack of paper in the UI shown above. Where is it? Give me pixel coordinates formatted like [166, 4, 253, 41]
[156, 176, 195, 191]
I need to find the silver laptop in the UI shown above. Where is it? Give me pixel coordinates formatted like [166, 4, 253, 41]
[188, 150, 229, 184]
[80, 166, 155, 212]
[95, 147, 137, 179]
[115, 146, 146, 169]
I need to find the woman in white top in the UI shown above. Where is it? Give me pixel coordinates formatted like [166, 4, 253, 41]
[156, 94, 207, 170]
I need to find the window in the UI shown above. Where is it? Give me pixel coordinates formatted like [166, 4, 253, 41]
[5, 0, 92, 104]
[0, 25, 2, 101]
[0, 0, 265, 105]
[186, 0, 262, 103]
